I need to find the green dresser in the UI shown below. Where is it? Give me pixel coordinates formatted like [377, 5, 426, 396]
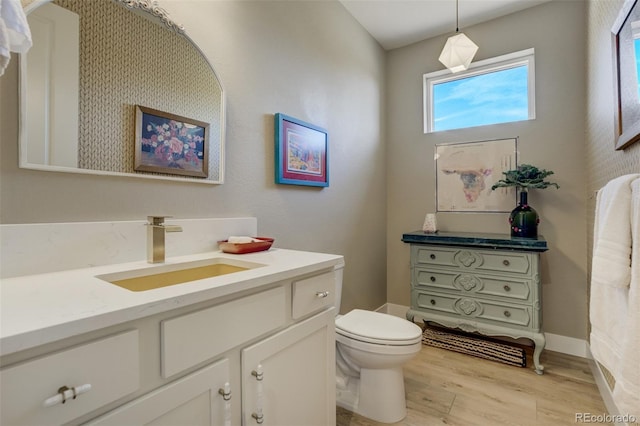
[402, 231, 548, 374]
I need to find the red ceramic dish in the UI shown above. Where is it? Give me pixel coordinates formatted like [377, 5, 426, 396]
[218, 237, 275, 254]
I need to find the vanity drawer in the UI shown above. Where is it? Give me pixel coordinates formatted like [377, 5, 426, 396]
[0, 330, 139, 426]
[161, 286, 286, 378]
[414, 268, 532, 302]
[414, 291, 532, 328]
[292, 271, 335, 319]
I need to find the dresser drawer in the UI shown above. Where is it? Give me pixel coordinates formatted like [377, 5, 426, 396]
[414, 291, 532, 328]
[414, 268, 532, 302]
[292, 271, 334, 319]
[413, 246, 533, 275]
[161, 286, 286, 378]
[0, 330, 139, 426]
[413, 246, 459, 267]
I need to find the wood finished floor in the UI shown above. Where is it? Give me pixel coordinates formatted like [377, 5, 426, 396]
[336, 344, 611, 426]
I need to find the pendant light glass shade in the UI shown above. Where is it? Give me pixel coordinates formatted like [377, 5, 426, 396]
[439, 33, 478, 73]
[439, 0, 478, 73]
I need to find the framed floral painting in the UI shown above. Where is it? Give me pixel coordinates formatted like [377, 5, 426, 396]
[135, 106, 209, 178]
[275, 113, 329, 187]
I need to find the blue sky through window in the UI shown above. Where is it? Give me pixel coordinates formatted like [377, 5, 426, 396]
[433, 65, 529, 132]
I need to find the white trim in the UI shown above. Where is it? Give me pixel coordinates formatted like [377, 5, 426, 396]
[545, 332, 591, 358]
[376, 303, 408, 319]
[423, 48, 536, 133]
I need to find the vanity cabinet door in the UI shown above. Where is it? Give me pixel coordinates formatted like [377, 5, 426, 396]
[241, 308, 336, 426]
[85, 358, 232, 426]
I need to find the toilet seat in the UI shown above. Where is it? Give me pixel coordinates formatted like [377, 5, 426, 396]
[335, 309, 422, 346]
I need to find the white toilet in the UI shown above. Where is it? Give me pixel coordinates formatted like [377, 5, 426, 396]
[333, 262, 423, 423]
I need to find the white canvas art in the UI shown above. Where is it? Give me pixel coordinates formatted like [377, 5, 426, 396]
[436, 138, 517, 212]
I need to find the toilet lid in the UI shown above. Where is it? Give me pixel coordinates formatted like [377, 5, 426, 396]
[335, 309, 422, 342]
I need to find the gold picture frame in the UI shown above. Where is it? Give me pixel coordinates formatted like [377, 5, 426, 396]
[135, 106, 209, 178]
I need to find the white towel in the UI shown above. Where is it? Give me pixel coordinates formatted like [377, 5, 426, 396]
[0, 0, 32, 77]
[590, 174, 637, 372]
[589, 174, 640, 419]
[591, 174, 638, 289]
[611, 177, 640, 419]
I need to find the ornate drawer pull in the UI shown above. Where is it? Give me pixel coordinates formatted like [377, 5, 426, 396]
[504, 310, 511, 317]
[503, 285, 511, 292]
[315, 291, 330, 298]
[430, 254, 436, 260]
[503, 259, 510, 266]
[430, 299, 436, 305]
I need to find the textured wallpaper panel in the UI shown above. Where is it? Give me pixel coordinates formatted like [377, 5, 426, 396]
[586, 0, 640, 392]
[585, 0, 640, 231]
[586, 0, 640, 250]
[33, 0, 222, 181]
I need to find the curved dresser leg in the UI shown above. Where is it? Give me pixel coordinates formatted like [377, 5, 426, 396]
[532, 333, 546, 375]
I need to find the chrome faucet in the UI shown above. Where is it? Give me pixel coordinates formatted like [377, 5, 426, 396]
[146, 216, 183, 263]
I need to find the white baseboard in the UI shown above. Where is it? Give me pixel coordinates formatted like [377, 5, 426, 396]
[377, 303, 591, 358]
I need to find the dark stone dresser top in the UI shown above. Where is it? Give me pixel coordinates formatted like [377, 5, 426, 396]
[401, 231, 548, 252]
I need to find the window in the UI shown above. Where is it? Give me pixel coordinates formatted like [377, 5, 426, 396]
[424, 48, 535, 133]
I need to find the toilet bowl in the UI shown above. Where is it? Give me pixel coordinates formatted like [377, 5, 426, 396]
[332, 262, 423, 423]
[335, 310, 422, 423]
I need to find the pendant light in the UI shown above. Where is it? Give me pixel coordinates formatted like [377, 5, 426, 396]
[439, 0, 478, 73]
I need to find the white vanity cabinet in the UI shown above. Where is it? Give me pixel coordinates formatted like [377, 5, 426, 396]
[86, 358, 231, 426]
[0, 331, 140, 426]
[242, 308, 335, 426]
[0, 260, 339, 426]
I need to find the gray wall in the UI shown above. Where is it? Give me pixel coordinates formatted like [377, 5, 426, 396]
[0, 0, 387, 314]
[386, 1, 589, 339]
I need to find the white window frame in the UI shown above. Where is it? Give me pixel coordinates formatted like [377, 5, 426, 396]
[423, 48, 536, 133]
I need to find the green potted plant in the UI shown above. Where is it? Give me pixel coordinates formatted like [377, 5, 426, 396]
[491, 164, 559, 238]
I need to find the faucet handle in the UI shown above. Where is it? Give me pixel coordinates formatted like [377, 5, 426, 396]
[147, 215, 172, 225]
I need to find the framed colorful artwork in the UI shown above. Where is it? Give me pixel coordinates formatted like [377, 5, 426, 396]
[275, 113, 329, 187]
[135, 106, 209, 178]
[436, 138, 517, 212]
[611, 0, 640, 150]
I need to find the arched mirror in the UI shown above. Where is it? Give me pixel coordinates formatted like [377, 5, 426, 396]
[20, 0, 225, 183]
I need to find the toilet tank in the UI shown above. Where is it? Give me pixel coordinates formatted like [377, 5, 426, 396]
[333, 259, 345, 314]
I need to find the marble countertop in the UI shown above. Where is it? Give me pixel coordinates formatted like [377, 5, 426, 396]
[401, 231, 548, 252]
[0, 248, 343, 357]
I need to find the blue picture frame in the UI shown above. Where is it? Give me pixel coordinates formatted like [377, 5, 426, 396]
[275, 113, 329, 187]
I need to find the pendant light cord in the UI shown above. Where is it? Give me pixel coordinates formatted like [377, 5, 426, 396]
[455, 0, 459, 33]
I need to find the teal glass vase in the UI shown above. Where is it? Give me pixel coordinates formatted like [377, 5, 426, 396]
[509, 191, 539, 238]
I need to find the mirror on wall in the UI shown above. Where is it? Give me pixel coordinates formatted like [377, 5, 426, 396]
[20, 0, 225, 183]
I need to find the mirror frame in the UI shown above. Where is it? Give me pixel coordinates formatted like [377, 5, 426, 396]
[611, 0, 640, 151]
[19, 0, 226, 183]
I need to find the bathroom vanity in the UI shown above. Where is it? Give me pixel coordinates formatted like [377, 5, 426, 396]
[0, 247, 342, 425]
[402, 231, 548, 374]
